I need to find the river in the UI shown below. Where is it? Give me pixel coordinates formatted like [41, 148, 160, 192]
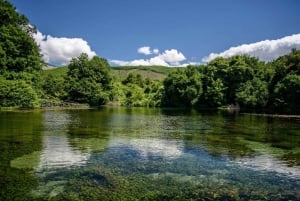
[0, 107, 299, 200]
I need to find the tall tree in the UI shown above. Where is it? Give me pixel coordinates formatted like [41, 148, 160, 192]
[199, 64, 226, 107]
[0, 0, 42, 74]
[236, 78, 269, 108]
[163, 66, 202, 107]
[269, 49, 300, 112]
[65, 53, 113, 106]
[273, 74, 300, 113]
[0, 0, 42, 108]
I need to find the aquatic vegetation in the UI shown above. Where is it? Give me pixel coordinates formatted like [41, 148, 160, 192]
[1, 108, 300, 200]
[29, 165, 300, 201]
[10, 151, 40, 170]
[69, 138, 109, 153]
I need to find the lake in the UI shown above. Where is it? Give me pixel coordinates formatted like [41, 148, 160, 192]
[0, 107, 299, 200]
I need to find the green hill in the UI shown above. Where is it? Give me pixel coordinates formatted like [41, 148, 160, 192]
[111, 66, 179, 80]
[42, 66, 68, 77]
[43, 65, 179, 81]
[112, 65, 178, 74]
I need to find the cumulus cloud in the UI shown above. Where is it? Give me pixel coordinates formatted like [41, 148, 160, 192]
[202, 34, 300, 63]
[153, 48, 160, 54]
[33, 31, 96, 65]
[110, 58, 169, 66]
[137, 46, 160, 55]
[111, 48, 186, 66]
[159, 49, 186, 65]
[137, 46, 152, 55]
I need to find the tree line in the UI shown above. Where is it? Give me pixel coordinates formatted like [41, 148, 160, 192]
[0, 0, 299, 114]
[163, 51, 300, 114]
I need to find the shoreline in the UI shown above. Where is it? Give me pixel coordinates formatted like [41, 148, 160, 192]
[1, 105, 300, 119]
[240, 113, 300, 119]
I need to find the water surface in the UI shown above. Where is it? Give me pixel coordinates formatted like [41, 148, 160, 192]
[0, 108, 299, 200]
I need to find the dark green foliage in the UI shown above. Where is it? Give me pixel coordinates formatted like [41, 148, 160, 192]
[0, 0, 42, 108]
[64, 53, 113, 106]
[236, 78, 269, 108]
[122, 83, 146, 107]
[119, 73, 163, 107]
[198, 55, 264, 107]
[269, 49, 300, 113]
[156, 51, 298, 113]
[273, 74, 300, 112]
[0, 0, 27, 26]
[199, 63, 226, 107]
[0, 24, 42, 73]
[36, 50, 300, 113]
[0, 0, 42, 74]
[41, 74, 66, 99]
[0, 77, 38, 108]
[163, 66, 202, 107]
[204, 55, 256, 104]
[122, 73, 144, 87]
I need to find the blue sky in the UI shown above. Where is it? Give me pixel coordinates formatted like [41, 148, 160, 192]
[9, 0, 300, 66]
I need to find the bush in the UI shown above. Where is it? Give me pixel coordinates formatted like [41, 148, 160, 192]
[0, 78, 38, 108]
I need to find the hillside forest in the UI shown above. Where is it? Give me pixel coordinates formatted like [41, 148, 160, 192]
[0, 0, 299, 114]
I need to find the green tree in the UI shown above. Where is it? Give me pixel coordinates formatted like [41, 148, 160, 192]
[42, 74, 66, 99]
[163, 66, 202, 107]
[119, 73, 163, 107]
[269, 49, 300, 88]
[204, 55, 256, 105]
[203, 78, 226, 107]
[269, 49, 300, 112]
[224, 56, 255, 103]
[144, 80, 163, 107]
[0, 0, 42, 74]
[123, 84, 147, 107]
[273, 74, 300, 113]
[0, 78, 38, 107]
[0, 0, 43, 108]
[122, 73, 144, 87]
[64, 53, 113, 106]
[199, 64, 226, 107]
[236, 78, 269, 108]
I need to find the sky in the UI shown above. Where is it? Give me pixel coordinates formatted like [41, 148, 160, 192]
[9, 0, 300, 66]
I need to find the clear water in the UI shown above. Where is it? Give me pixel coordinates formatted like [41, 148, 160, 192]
[0, 108, 299, 200]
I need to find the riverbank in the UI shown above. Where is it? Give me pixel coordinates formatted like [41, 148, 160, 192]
[0, 101, 90, 111]
[1, 103, 300, 119]
[240, 113, 300, 120]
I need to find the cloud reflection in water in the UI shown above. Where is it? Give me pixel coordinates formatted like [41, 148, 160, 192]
[37, 111, 90, 171]
[235, 154, 300, 179]
[109, 138, 184, 159]
[37, 135, 90, 171]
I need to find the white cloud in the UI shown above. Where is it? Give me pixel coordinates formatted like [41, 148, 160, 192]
[159, 49, 186, 66]
[33, 31, 96, 65]
[153, 48, 160, 54]
[137, 46, 152, 55]
[110, 57, 169, 66]
[202, 34, 300, 63]
[137, 46, 160, 55]
[111, 48, 186, 66]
